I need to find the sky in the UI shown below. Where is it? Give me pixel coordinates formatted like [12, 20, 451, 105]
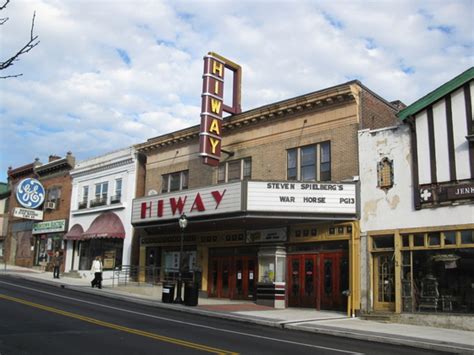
[1, 0, 473, 182]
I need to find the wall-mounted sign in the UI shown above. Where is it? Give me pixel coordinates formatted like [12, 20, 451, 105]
[132, 182, 242, 224]
[13, 207, 44, 221]
[16, 178, 45, 209]
[444, 183, 474, 201]
[199, 52, 242, 166]
[32, 219, 67, 234]
[247, 181, 357, 215]
[246, 228, 287, 244]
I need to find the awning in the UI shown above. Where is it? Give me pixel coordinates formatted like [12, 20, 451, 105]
[63, 224, 84, 240]
[82, 212, 125, 239]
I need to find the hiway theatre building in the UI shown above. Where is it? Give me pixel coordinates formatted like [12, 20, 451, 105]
[132, 53, 400, 312]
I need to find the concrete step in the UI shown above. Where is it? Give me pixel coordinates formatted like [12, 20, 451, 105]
[360, 312, 400, 322]
[61, 271, 82, 278]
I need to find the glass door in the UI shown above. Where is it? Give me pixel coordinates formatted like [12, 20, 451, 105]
[374, 252, 395, 311]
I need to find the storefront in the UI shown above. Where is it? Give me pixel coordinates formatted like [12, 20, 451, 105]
[32, 219, 67, 270]
[133, 180, 360, 312]
[64, 212, 125, 271]
[370, 227, 474, 314]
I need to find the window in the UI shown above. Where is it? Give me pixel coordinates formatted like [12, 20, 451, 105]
[111, 178, 122, 204]
[444, 231, 457, 245]
[372, 235, 394, 249]
[162, 171, 188, 193]
[79, 186, 88, 209]
[92, 182, 108, 207]
[286, 142, 331, 181]
[46, 187, 61, 209]
[377, 158, 393, 189]
[287, 149, 297, 180]
[217, 158, 251, 183]
[461, 230, 474, 244]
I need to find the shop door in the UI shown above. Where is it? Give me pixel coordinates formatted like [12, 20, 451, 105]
[232, 256, 257, 300]
[287, 255, 318, 308]
[373, 253, 395, 311]
[208, 256, 231, 298]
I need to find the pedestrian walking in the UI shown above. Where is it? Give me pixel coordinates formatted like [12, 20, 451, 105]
[91, 256, 103, 289]
[52, 251, 62, 279]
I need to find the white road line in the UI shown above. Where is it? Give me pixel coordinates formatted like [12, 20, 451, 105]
[0, 279, 362, 354]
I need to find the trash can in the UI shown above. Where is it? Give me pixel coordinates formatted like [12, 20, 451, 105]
[184, 281, 199, 306]
[162, 283, 175, 303]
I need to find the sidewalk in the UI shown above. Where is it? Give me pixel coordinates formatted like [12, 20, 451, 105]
[1, 265, 473, 354]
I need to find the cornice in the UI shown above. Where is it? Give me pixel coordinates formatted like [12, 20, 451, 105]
[36, 157, 75, 177]
[71, 157, 135, 178]
[137, 83, 357, 153]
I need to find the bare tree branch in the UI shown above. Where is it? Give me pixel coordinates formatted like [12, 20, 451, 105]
[0, 1, 39, 79]
[0, 1, 11, 11]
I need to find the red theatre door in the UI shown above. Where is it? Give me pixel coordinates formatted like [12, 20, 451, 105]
[208, 255, 257, 300]
[287, 252, 348, 310]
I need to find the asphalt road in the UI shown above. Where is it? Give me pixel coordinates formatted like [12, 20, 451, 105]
[0, 275, 448, 355]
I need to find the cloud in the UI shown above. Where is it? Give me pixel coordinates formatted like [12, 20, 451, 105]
[1, 0, 472, 181]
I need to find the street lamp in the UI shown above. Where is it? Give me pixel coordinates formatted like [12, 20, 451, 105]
[174, 214, 188, 303]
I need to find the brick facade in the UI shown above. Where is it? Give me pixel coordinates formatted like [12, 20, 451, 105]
[139, 81, 398, 192]
[5, 154, 75, 269]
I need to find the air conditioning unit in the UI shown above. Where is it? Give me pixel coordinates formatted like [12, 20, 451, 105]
[45, 201, 56, 210]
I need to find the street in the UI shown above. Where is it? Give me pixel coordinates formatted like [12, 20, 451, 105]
[0, 276, 447, 355]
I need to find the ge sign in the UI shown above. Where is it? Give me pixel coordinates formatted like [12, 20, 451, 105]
[16, 178, 45, 209]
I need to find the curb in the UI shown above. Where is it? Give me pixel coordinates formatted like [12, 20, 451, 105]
[3, 272, 473, 354]
[284, 323, 474, 354]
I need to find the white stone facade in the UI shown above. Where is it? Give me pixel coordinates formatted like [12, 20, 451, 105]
[65, 146, 139, 274]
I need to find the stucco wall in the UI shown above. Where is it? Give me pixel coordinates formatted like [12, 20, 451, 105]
[358, 125, 474, 233]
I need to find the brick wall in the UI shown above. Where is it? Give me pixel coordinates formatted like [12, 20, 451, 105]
[142, 100, 361, 191]
[40, 173, 72, 222]
[360, 88, 400, 130]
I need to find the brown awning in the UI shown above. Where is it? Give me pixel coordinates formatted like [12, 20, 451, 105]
[82, 212, 125, 239]
[63, 224, 84, 240]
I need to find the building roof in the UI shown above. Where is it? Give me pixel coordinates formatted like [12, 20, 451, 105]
[35, 153, 75, 177]
[397, 67, 474, 121]
[7, 161, 40, 179]
[136, 80, 399, 152]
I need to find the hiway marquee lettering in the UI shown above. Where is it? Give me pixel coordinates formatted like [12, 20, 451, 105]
[199, 52, 242, 166]
[141, 189, 227, 219]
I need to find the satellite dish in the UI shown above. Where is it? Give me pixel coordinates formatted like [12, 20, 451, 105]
[147, 189, 158, 196]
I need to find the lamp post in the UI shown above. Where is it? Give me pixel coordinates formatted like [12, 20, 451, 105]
[174, 214, 188, 303]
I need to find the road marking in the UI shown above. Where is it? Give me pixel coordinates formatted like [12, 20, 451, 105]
[0, 280, 362, 354]
[0, 293, 237, 355]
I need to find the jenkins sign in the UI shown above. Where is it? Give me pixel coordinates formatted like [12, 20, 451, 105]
[199, 52, 241, 166]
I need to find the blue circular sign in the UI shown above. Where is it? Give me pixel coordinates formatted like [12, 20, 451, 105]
[16, 178, 45, 209]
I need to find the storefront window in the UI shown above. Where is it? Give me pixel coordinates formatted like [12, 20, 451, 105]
[444, 231, 457, 246]
[461, 230, 474, 244]
[276, 256, 285, 283]
[372, 235, 394, 249]
[402, 234, 410, 248]
[413, 233, 424, 247]
[78, 238, 123, 270]
[259, 256, 275, 283]
[428, 232, 441, 246]
[258, 246, 286, 284]
[403, 249, 474, 314]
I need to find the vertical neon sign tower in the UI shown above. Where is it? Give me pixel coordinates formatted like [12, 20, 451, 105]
[199, 52, 241, 166]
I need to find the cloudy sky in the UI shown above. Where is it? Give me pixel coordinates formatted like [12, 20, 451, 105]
[1, 0, 472, 182]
